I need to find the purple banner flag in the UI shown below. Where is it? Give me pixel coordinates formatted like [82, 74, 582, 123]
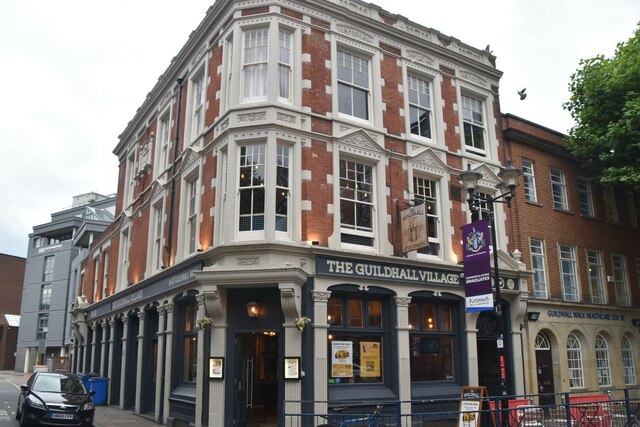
[462, 219, 493, 312]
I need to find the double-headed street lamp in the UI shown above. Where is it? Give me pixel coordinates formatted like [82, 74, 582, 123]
[459, 161, 521, 398]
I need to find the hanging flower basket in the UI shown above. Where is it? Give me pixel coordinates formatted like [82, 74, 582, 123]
[294, 316, 311, 332]
[197, 316, 213, 330]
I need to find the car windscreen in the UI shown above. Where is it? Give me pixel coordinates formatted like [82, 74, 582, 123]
[32, 376, 86, 394]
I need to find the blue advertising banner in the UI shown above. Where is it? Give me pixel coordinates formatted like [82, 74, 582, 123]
[462, 219, 493, 312]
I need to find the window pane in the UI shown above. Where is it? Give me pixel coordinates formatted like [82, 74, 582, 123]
[347, 299, 363, 327]
[408, 303, 419, 330]
[423, 304, 436, 330]
[368, 301, 382, 328]
[439, 305, 452, 331]
[409, 336, 454, 381]
[328, 298, 342, 326]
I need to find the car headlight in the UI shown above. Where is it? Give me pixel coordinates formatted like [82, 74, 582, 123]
[26, 395, 46, 410]
[81, 401, 94, 411]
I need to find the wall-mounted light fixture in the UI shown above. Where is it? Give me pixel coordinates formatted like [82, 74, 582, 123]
[527, 312, 540, 321]
[246, 301, 260, 318]
[311, 240, 320, 246]
[632, 319, 640, 327]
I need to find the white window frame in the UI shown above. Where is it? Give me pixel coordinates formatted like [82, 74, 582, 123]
[188, 67, 206, 143]
[155, 107, 172, 178]
[339, 157, 376, 248]
[622, 336, 636, 385]
[611, 253, 630, 306]
[119, 227, 130, 290]
[218, 134, 299, 244]
[530, 239, 548, 299]
[149, 198, 165, 273]
[412, 175, 441, 257]
[242, 27, 269, 102]
[275, 143, 291, 234]
[185, 176, 201, 255]
[559, 244, 579, 302]
[278, 29, 293, 102]
[567, 333, 585, 389]
[577, 176, 594, 217]
[238, 142, 267, 235]
[93, 254, 100, 302]
[336, 48, 371, 122]
[224, 21, 301, 110]
[102, 250, 109, 299]
[406, 73, 433, 141]
[550, 167, 569, 210]
[595, 334, 611, 387]
[124, 149, 137, 208]
[461, 93, 487, 156]
[586, 249, 606, 304]
[522, 159, 537, 203]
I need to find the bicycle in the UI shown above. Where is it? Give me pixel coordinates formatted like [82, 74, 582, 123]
[317, 404, 383, 427]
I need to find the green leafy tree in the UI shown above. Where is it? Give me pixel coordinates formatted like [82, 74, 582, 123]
[564, 24, 640, 189]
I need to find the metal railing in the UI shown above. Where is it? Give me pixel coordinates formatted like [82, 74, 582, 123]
[283, 387, 640, 427]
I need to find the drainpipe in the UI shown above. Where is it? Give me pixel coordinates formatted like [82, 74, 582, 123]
[164, 76, 186, 266]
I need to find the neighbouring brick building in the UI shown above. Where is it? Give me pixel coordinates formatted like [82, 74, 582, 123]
[67, 0, 640, 426]
[0, 253, 25, 370]
[503, 114, 640, 404]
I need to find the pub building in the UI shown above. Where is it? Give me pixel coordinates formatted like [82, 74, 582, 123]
[66, 0, 640, 426]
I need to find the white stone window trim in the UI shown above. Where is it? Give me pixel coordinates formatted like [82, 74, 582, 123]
[457, 83, 497, 161]
[405, 166, 449, 262]
[331, 37, 383, 130]
[154, 106, 172, 179]
[402, 64, 442, 146]
[222, 18, 303, 111]
[176, 162, 203, 261]
[184, 61, 208, 146]
[146, 194, 166, 276]
[215, 131, 301, 245]
[328, 143, 389, 254]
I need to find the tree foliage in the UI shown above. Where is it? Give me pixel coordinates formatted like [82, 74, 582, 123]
[564, 23, 640, 189]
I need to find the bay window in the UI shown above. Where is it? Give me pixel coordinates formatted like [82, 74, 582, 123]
[243, 28, 269, 100]
[239, 144, 266, 232]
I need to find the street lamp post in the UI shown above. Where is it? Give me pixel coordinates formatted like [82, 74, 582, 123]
[459, 161, 521, 400]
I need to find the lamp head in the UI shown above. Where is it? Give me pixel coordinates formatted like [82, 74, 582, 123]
[458, 164, 483, 205]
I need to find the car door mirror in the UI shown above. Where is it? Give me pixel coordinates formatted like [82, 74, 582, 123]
[20, 385, 28, 392]
[89, 390, 96, 396]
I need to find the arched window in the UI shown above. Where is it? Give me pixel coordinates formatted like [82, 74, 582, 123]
[535, 332, 550, 350]
[622, 336, 636, 385]
[595, 335, 611, 386]
[567, 333, 584, 388]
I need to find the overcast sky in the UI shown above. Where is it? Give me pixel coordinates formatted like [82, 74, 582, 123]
[1, 0, 638, 258]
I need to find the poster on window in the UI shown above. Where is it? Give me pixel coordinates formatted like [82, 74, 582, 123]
[462, 219, 493, 313]
[331, 341, 353, 377]
[401, 203, 428, 253]
[359, 341, 381, 377]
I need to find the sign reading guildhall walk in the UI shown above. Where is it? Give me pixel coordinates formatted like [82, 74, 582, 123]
[316, 255, 460, 287]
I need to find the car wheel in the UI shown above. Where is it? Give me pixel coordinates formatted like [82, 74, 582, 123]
[18, 405, 31, 427]
[14, 400, 21, 420]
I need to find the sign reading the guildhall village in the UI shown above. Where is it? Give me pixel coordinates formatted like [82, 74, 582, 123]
[316, 256, 460, 286]
[462, 219, 493, 313]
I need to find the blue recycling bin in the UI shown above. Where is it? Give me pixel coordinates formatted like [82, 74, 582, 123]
[81, 374, 97, 392]
[89, 377, 109, 406]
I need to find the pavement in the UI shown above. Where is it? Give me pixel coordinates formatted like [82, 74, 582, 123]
[4, 371, 164, 426]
